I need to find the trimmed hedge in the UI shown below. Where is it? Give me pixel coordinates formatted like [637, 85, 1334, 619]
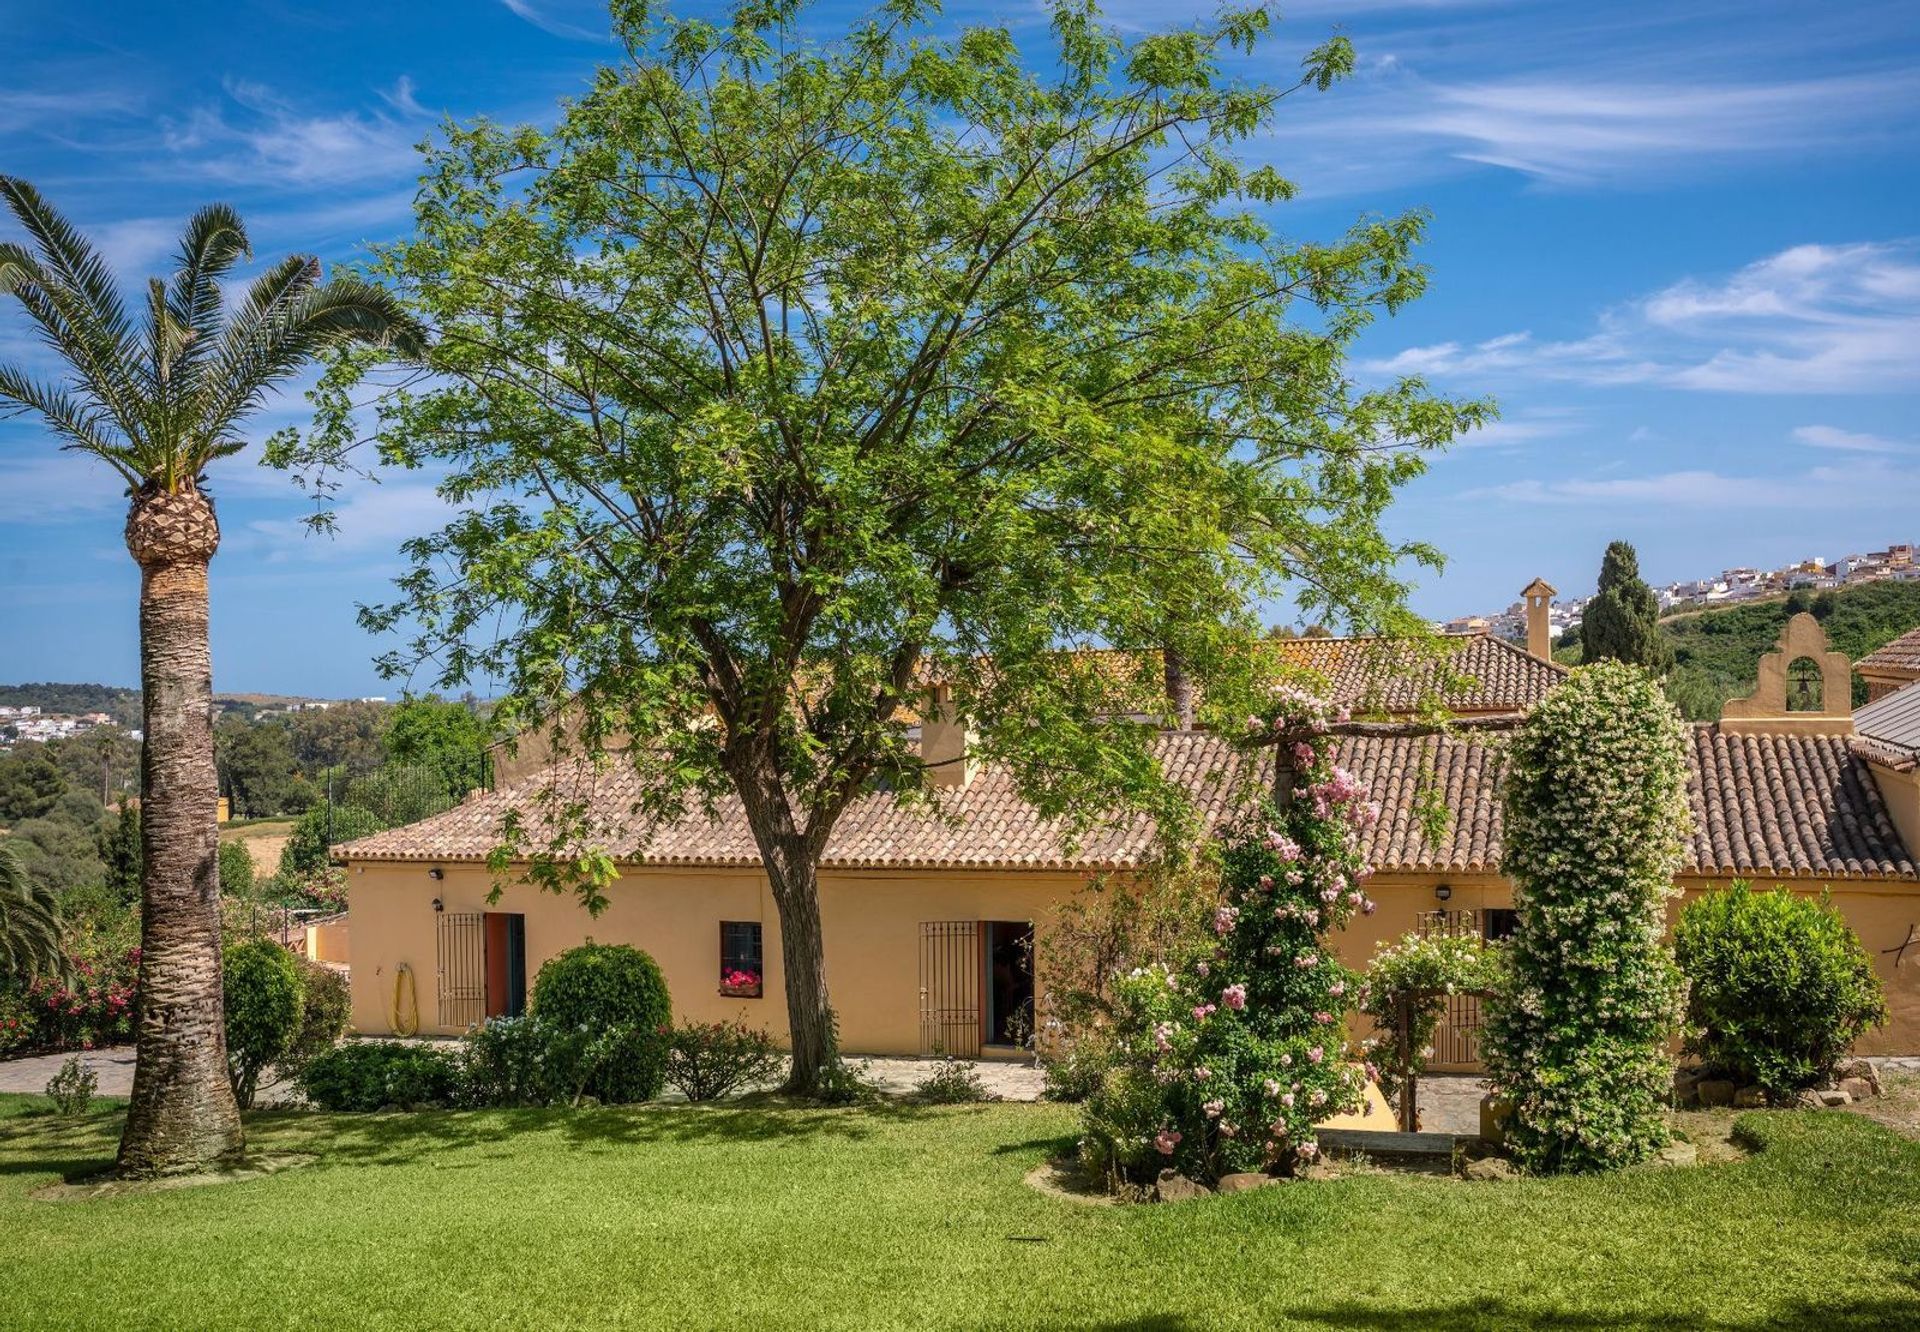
[297, 1041, 463, 1111]
[1676, 882, 1887, 1097]
[531, 943, 672, 1103]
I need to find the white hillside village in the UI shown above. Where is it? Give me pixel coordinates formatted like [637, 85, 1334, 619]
[1452, 540, 1919, 644]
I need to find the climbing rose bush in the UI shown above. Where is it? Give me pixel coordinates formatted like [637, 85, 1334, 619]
[1081, 686, 1378, 1186]
[1481, 660, 1690, 1174]
[1358, 930, 1499, 1122]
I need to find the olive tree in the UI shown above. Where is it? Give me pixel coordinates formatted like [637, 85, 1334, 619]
[284, 0, 1488, 1092]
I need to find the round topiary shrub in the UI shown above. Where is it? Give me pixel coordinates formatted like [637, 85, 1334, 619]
[1675, 881, 1887, 1099]
[530, 943, 672, 1103]
[1481, 660, 1689, 1174]
[223, 940, 304, 1108]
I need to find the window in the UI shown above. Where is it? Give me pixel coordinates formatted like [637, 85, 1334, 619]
[720, 921, 763, 997]
[1786, 656, 1823, 712]
[1482, 909, 1519, 942]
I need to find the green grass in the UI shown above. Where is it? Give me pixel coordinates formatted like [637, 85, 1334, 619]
[4, 1096, 1920, 1329]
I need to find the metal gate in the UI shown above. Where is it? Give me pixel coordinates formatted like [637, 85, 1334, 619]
[918, 921, 982, 1057]
[437, 911, 486, 1031]
[1418, 908, 1484, 1068]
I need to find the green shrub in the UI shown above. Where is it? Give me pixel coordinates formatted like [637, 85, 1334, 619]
[218, 840, 255, 898]
[530, 943, 672, 1103]
[223, 940, 304, 1108]
[460, 1015, 563, 1108]
[296, 1041, 463, 1111]
[1676, 882, 1887, 1098]
[1482, 662, 1689, 1174]
[1040, 1036, 1114, 1103]
[286, 959, 352, 1070]
[1359, 931, 1500, 1123]
[914, 1055, 991, 1104]
[45, 1055, 97, 1116]
[279, 805, 387, 879]
[664, 1020, 785, 1101]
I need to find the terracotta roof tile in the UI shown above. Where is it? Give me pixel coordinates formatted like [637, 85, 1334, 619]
[1264, 633, 1566, 715]
[1859, 627, 1920, 677]
[340, 725, 1914, 880]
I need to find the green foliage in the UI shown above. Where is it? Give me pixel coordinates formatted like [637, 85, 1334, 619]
[279, 1, 1486, 1084]
[44, 1054, 97, 1116]
[530, 944, 672, 1103]
[286, 701, 389, 770]
[217, 840, 255, 899]
[222, 940, 303, 1108]
[296, 1041, 463, 1112]
[1581, 542, 1672, 672]
[459, 1015, 565, 1108]
[1482, 661, 1689, 1174]
[286, 959, 351, 1070]
[0, 843, 63, 980]
[216, 716, 304, 819]
[382, 695, 489, 800]
[1357, 931, 1499, 1118]
[914, 1055, 992, 1104]
[663, 1020, 785, 1102]
[1661, 579, 1920, 719]
[96, 805, 141, 905]
[0, 746, 67, 824]
[1083, 688, 1379, 1186]
[280, 805, 387, 879]
[0, 682, 141, 729]
[1675, 882, 1887, 1097]
[5, 815, 105, 896]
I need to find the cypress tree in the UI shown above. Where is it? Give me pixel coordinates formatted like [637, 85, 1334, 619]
[1581, 541, 1672, 671]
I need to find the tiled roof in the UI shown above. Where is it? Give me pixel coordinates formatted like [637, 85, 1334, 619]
[1854, 685, 1920, 771]
[1264, 633, 1566, 715]
[1859, 627, 1920, 677]
[340, 724, 1915, 880]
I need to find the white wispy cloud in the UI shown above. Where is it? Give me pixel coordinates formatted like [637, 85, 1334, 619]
[1792, 424, 1914, 454]
[1463, 458, 1918, 510]
[160, 79, 425, 189]
[1365, 241, 1920, 394]
[498, 0, 610, 42]
[237, 477, 465, 563]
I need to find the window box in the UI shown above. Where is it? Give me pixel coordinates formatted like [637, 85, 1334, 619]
[720, 922, 763, 998]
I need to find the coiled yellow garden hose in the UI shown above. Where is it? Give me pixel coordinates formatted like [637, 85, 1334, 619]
[390, 963, 420, 1037]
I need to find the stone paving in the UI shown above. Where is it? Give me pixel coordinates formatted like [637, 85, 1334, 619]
[0, 1045, 137, 1096]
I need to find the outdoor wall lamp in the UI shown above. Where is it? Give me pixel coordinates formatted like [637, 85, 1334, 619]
[1435, 884, 1453, 901]
[428, 867, 445, 881]
[432, 897, 444, 913]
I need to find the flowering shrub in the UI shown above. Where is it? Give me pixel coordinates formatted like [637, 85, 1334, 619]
[1675, 881, 1886, 1098]
[1358, 930, 1499, 1122]
[20, 943, 137, 1052]
[1081, 686, 1378, 1186]
[1481, 661, 1689, 1174]
[719, 968, 762, 996]
[460, 1014, 567, 1107]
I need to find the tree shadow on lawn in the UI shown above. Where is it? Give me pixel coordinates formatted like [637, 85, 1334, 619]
[1087, 1295, 1920, 1331]
[0, 1105, 124, 1181]
[242, 1096, 975, 1168]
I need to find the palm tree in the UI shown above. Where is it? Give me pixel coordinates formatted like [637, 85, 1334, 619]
[0, 179, 423, 1175]
[0, 843, 62, 980]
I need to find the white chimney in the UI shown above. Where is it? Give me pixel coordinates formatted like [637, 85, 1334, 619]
[1521, 577, 1557, 660]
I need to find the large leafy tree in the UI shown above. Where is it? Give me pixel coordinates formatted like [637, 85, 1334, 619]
[0, 179, 422, 1174]
[289, 0, 1486, 1092]
[1581, 540, 1672, 671]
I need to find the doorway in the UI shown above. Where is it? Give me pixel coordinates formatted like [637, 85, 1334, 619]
[484, 912, 527, 1019]
[985, 921, 1035, 1049]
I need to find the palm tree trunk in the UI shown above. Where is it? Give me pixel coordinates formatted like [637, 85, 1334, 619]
[116, 488, 243, 1175]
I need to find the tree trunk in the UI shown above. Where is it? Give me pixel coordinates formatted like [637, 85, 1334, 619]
[730, 749, 836, 1096]
[116, 487, 243, 1175]
[1163, 647, 1194, 730]
[765, 849, 834, 1095]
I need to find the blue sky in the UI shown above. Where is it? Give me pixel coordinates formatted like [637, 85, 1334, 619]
[2, 0, 1916, 696]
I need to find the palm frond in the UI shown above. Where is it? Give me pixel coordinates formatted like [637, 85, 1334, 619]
[0, 242, 153, 452]
[200, 269, 425, 458]
[0, 843, 64, 982]
[0, 363, 137, 481]
[0, 176, 136, 365]
[166, 202, 249, 373]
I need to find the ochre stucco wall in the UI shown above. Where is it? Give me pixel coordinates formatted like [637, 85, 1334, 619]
[347, 860, 1083, 1054]
[1341, 872, 1920, 1058]
[347, 859, 1920, 1058]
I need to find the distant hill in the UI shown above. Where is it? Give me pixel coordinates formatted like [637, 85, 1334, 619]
[0, 682, 142, 728]
[0, 683, 363, 729]
[1553, 581, 1920, 721]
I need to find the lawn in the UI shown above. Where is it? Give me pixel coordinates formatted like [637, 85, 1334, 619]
[4, 1095, 1920, 1330]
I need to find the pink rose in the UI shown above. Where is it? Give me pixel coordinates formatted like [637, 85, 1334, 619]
[1155, 1129, 1182, 1156]
[1308, 1046, 1325, 1064]
[1221, 984, 1247, 1012]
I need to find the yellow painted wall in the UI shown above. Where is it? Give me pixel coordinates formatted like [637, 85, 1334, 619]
[306, 917, 351, 966]
[347, 859, 1920, 1058]
[347, 860, 1081, 1054]
[1338, 872, 1920, 1057]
